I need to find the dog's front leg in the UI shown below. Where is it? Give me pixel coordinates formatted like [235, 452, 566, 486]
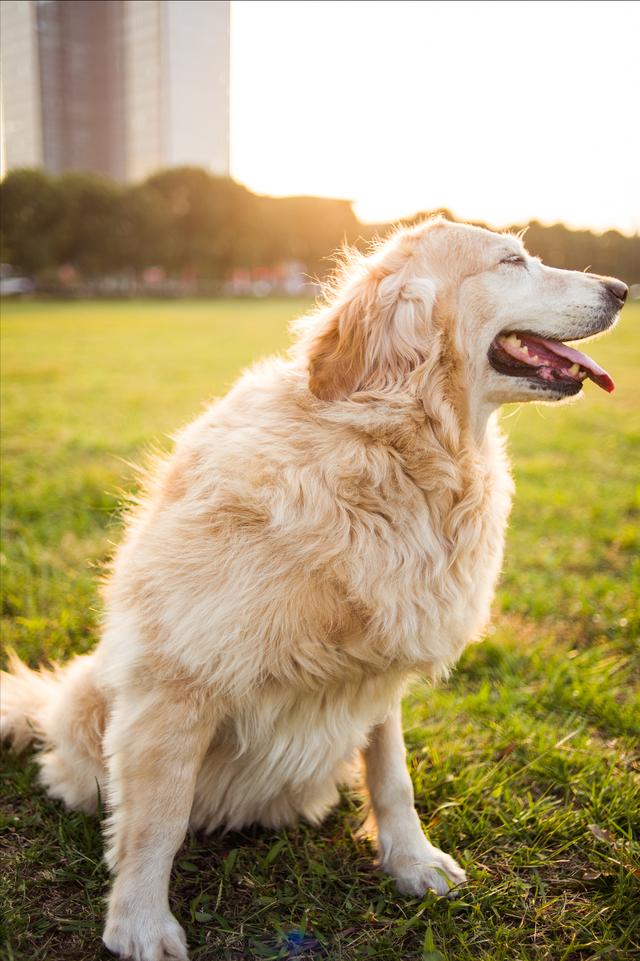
[364, 701, 466, 897]
[102, 684, 216, 961]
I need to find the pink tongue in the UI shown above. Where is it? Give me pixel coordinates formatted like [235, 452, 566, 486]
[502, 333, 615, 393]
[526, 335, 614, 392]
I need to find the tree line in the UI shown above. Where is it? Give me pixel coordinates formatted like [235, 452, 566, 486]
[1, 167, 638, 287]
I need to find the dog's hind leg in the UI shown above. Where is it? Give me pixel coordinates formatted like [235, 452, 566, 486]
[102, 681, 218, 961]
[1, 650, 107, 812]
[363, 700, 467, 897]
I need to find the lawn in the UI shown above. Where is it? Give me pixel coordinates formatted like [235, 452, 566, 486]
[1, 298, 638, 961]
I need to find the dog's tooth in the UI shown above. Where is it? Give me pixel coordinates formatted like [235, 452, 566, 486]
[521, 345, 529, 355]
[568, 363, 580, 375]
[530, 354, 539, 363]
[506, 334, 520, 347]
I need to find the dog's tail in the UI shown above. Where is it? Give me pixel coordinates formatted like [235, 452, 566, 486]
[0, 649, 62, 751]
[1, 649, 107, 811]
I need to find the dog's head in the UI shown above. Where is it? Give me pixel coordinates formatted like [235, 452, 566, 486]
[299, 219, 626, 414]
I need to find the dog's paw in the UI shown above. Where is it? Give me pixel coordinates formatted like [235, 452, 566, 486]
[386, 846, 467, 897]
[103, 909, 189, 961]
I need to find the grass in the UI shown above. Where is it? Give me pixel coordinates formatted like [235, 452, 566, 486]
[1, 297, 639, 961]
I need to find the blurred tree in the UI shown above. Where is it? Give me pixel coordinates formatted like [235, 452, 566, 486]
[255, 195, 362, 277]
[55, 173, 125, 277]
[1, 167, 638, 286]
[142, 168, 256, 278]
[115, 181, 173, 276]
[0, 170, 64, 276]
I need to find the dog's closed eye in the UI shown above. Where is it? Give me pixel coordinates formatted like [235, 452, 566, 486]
[500, 254, 526, 266]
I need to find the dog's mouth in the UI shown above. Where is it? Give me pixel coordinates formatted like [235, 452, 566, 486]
[488, 331, 614, 394]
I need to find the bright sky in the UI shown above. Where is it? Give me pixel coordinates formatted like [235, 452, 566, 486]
[230, 0, 640, 234]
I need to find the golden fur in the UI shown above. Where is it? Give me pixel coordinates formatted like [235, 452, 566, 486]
[1, 219, 625, 961]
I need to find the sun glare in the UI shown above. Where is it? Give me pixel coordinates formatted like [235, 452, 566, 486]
[231, 0, 640, 233]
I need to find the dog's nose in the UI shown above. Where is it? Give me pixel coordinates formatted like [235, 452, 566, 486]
[604, 279, 628, 304]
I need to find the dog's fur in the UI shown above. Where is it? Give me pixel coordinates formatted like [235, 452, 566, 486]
[1, 219, 625, 961]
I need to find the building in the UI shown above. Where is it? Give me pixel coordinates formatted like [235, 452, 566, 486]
[0, 0, 230, 181]
[0, 0, 43, 170]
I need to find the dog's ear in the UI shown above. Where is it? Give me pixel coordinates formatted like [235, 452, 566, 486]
[305, 263, 437, 402]
[307, 280, 370, 401]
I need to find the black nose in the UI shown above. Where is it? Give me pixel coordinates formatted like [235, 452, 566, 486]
[604, 278, 628, 304]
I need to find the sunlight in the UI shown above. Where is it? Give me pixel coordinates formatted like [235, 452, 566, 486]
[231, 0, 640, 232]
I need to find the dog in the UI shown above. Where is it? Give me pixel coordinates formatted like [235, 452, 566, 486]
[1, 218, 627, 961]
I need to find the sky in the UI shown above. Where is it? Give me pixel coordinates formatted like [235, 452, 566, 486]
[230, 0, 640, 234]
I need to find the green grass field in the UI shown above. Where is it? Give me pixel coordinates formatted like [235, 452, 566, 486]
[1, 298, 639, 961]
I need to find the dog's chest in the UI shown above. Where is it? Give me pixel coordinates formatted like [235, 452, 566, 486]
[344, 435, 513, 673]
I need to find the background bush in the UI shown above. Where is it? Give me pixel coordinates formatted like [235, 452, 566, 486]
[2, 167, 638, 285]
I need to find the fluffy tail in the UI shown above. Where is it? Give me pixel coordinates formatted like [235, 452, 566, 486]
[1, 649, 62, 751]
[1, 649, 107, 812]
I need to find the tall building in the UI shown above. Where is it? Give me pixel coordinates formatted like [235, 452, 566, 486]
[0, 1, 42, 170]
[0, 0, 230, 181]
[35, 0, 126, 178]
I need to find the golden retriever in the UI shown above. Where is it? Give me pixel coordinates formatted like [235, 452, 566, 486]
[1, 219, 627, 961]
